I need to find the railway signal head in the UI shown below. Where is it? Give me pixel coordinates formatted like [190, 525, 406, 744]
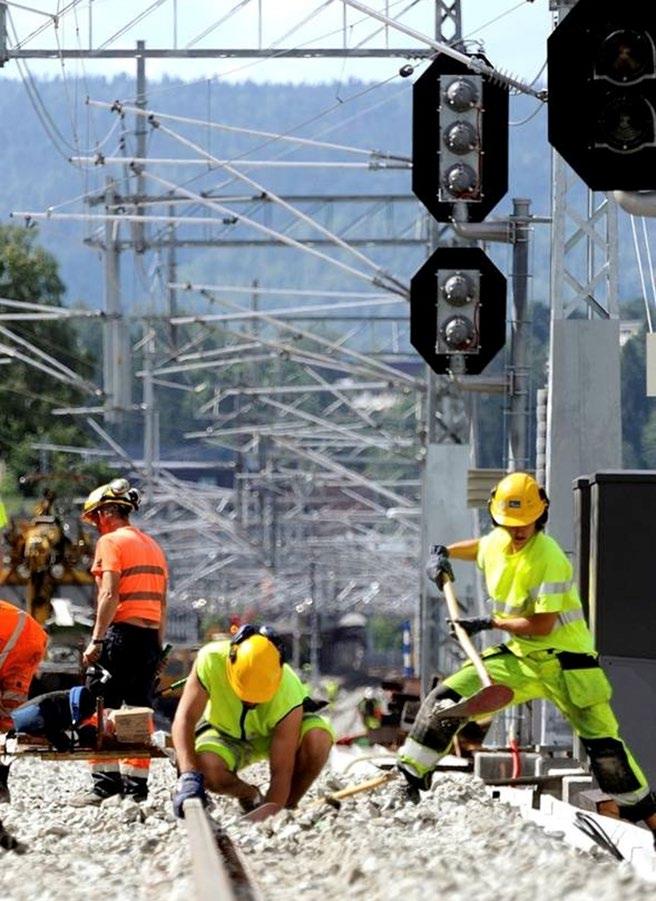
[548, 0, 656, 190]
[410, 246, 507, 376]
[412, 56, 509, 223]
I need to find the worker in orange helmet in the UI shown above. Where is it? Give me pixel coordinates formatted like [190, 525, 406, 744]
[72, 478, 168, 805]
[0, 599, 48, 800]
[171, 624, 334, 819]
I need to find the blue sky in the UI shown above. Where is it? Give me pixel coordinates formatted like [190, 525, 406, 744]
[1, 0, 552, 84]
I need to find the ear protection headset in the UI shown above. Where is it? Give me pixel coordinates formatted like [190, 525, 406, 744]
[229, 624, 286, 666]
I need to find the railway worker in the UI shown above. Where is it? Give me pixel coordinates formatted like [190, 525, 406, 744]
[397, 472, 656, 844]
[0, 599, 48, 800]
[171, 624, 334, 819]
[74, 478, 168, 805]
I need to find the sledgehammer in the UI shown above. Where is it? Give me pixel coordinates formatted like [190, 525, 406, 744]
[436, 578, 513, 719]
[310, 771, 397, 811]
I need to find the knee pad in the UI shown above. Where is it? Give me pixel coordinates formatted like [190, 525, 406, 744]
[409, 685, 463, 753]
[617, 791, 656, 824]
[580, 737, 642, 796]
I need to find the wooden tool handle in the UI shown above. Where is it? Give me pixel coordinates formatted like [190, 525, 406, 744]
[443, 579, 492, 688]
[310, 771, 395, 807]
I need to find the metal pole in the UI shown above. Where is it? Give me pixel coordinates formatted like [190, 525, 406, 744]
[103, 178, 120, 422]
[135, 40, 147, 254]
[0, 4, 8, 66]
[418, 0, 467, 697]
[507, 198, 532, 471]
[167, 203, 178, 349]
[309, 560, 319, 684]
[143, 326, 157, 504]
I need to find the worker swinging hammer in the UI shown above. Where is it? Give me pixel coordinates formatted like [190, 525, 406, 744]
[397, 472, 656, 846]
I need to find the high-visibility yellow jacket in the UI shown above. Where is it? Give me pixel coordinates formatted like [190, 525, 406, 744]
[477, 528, 594, 656]
[196, 641, 306, 740]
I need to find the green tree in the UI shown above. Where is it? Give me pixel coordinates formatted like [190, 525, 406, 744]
[0, 226, 107, 501]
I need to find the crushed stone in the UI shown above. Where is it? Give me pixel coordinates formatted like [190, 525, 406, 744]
[0, 756, 652, 899]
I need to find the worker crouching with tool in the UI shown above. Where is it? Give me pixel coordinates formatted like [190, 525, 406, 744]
[397, 472, 656, 844]
[171, 624, 334, 820]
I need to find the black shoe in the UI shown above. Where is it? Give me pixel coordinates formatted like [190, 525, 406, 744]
[396, 764, 432, 804]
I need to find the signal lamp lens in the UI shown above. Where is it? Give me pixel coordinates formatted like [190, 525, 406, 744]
[596, 29, 654, 85]
[441, 315, 476, 351]
[442, 272, 475, 306]
[596, 92, 655, 151]
[442, 163, 478, 198]
[444, 77, 479, 112]
[443, 120, 478, 154]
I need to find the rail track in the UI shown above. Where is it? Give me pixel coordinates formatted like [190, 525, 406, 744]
[183, 798, 263, 901]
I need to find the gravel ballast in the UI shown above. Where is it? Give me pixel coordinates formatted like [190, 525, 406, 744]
[0, 755, 653, 900]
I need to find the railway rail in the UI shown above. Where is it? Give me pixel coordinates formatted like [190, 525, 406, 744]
[183, 798, 263, 901]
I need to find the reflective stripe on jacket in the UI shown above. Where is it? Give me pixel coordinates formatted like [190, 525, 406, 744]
[477, 528, 594, 656]
[91, 526, 168, 624]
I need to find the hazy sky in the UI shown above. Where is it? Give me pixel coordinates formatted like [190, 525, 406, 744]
[1, 0, 552, 84]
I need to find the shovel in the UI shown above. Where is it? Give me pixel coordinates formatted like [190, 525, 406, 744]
[434, 578, 513, 719]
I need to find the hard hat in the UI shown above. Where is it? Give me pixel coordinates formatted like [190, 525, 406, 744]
[82, 478, 140, 522]
[226, 625, 284, 704]
[489, 472, 547, 527]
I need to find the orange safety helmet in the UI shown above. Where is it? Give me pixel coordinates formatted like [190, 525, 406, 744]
[488, 472, 548, 527]
[226, 625, 284, 704]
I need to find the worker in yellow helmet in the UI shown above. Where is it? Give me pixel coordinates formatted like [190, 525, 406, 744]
[397, 472, 656, 844]
[171, 624, 334, 819]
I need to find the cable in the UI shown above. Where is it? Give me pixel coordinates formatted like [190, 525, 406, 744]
[574, 812, 624, 862]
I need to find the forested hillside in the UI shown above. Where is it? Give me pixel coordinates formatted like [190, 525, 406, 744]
[0, 74, 653, 469]
[0, 75, 552, 306]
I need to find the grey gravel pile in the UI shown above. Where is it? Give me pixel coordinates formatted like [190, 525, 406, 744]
[0, 756, 652, 900]
[0, 757, 191, 901]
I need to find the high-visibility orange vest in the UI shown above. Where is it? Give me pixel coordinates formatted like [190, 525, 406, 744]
[91, 526, 168, 624]
[0, 599, 47, 679]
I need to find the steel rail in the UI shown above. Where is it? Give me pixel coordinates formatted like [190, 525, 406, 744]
[183, 798, 262, 901]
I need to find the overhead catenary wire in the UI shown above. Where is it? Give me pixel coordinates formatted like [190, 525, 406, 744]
[85, 98, 410, 162]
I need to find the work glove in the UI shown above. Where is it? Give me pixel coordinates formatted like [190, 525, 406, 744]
[172, 771, 208, 819]
[425, 544, 454, 590]
[447, 616, 495, 637]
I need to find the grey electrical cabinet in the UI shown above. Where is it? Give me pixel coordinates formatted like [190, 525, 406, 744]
[576, 470, 656, 785]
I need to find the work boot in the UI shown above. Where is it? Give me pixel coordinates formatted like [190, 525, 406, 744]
[396, 763, 432, 805]
[123, 774, 148, 803]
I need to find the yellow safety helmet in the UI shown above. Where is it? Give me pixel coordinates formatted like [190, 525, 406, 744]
[226, 625, 284, 704]
[489, 472, 548, 527]
[82, 478, 140, 523]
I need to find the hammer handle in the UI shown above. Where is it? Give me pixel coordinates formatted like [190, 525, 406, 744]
[443, 579, 492, 688]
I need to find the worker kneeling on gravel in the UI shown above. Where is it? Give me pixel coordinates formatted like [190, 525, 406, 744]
[397, 472, 656, 844]
[171, 624, 334, 819]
